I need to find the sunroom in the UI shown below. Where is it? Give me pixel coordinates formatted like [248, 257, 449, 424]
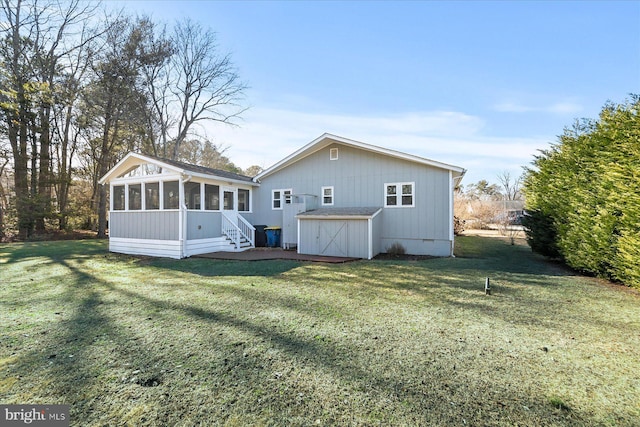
[99, 152, 258, 259]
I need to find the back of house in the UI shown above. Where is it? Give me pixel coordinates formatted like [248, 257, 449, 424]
[244, 133, 465, 258]
[99, 133, 465, 259]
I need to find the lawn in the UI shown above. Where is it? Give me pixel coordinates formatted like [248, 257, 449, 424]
[1, 236, 639, 426]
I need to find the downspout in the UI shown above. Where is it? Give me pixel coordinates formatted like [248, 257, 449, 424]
[367, 217, 373, 260]
[450, 169, 467, 257]
[297, 217, 301, 254]
[449, 171, 454, 257]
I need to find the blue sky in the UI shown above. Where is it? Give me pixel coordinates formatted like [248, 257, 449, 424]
[112, 1, 639, 185]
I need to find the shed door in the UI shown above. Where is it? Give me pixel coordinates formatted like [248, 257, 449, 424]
[318, 221, 348, 257]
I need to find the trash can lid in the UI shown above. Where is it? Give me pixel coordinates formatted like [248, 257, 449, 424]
[264, 226, 281, 230]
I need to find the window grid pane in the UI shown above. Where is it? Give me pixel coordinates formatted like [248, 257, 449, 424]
[322, 186, 333, 205]
[385, 183, 413, 207]
[273, 191, 281, 209]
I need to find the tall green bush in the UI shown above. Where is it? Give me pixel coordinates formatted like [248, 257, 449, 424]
[523, 96, 640, 288]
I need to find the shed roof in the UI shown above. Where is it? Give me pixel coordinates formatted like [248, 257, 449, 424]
[99, 152, 255, 185]
[254, 133, 466, 182]
[297, 207, 382, 219]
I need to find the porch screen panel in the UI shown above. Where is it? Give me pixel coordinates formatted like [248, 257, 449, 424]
[205, 184, 219, 210]
[163, 181, 179, 209]
[238, 189, 250, 211]
[113, 185, 125, 210]
[129, 184, 142, 210]
[146, 182, 159, 210]
[223, 191, 234, 210]
[184, 182, 201, 209]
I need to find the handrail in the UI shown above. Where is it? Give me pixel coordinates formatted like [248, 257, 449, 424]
[221, 211, 255, 250]
[236, 213, 255, 247]
[221, 211, 241, 249]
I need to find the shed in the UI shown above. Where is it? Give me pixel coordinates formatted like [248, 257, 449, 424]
[296, 207, 383, 259]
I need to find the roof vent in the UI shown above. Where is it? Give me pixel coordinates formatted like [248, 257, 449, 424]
[330, 148, 338, 160]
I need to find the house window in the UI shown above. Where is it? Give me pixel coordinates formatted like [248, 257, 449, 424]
[128, 184, 142, 210]
[238, 188, 250, 212]
[184, 182, 201, 209]
[330, 148, 338, 160]
[272, 189, 292, 210]
[163, 181, 179, 209]
[113, 185, 125, 210]
[322, 186, 334, 206]
[385, 182, 414, 207]
[145, 182, 160, 210]
[204, 184, 219, 210]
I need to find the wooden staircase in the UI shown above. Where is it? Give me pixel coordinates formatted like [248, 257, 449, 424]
[223, 229, 252, 250]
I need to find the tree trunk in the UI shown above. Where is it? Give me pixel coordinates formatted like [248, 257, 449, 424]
[96, 95, 114, 238]
[36, 106, 52, 231]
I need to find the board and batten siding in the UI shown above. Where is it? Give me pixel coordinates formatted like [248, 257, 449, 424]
[298, 218, 371, 259]
[109, 211, 179, 240]
[253, 143, 453, 255]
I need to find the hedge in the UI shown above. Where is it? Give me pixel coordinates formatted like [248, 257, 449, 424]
[523, 96, 640, 288]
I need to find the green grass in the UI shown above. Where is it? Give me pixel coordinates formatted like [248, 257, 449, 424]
[1, 236, 639, 426]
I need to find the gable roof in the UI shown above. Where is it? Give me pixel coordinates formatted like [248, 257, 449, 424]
[253, 133, 466, 182]
[98, 152, 255, 185]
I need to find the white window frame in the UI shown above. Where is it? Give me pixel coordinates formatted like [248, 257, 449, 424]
[272, 188, 292, 210]
[330, 147, 339, 160]
[384, 182, 415, 208]
[321, 186, 334, 206]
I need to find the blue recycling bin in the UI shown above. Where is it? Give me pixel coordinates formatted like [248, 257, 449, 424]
[265, 226, 281, 247]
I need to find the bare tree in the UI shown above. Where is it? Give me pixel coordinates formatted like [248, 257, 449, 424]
[80, 16, 173, 237]
[497, 171, 524, 244]
[175, 139, 242, 172]
[51, 37, 96, 230]
[0, 0, 101, 237]
[163, 19, 247, 159]
[136, 17, 174, 157]
[244, 165, 263, 177]
[497, 170, 523, 201]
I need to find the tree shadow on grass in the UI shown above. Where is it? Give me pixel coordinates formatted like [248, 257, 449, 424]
[3, 241, 631, 425]
[140, 256, 303, 278]
[2, 257, 177, 423]
[81, 276, 596, 426]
